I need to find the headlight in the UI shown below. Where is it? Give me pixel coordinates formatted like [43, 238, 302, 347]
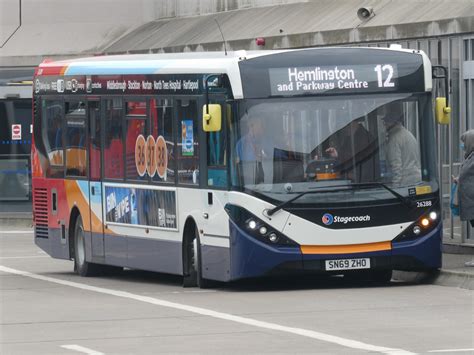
[393, 209, 440, 242]
[248, 220, 257, 230]
[225, 204, 298, 247]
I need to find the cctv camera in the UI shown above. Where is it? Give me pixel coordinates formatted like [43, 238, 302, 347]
[357, 7, 375, 21]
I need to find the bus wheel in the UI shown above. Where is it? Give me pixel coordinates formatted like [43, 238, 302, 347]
[183, 226, 211, 288]
[73, 215, 100, 277]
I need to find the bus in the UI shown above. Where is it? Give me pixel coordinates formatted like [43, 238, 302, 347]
[32, 47, 450, 287]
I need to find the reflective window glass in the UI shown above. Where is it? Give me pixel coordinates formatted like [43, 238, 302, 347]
[151, 98, 175, 183]
[65, 101, 87, 177]
[42, 100, 64, 178]
[177, 99, 199, 185]
[104, 98, 123, 179]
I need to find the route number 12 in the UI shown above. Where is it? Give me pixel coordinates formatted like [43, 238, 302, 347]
[374, 64, 395, 88]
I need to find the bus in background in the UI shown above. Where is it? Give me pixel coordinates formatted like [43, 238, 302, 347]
[0, 67, 34, 203]
[32, 47, 450, 287]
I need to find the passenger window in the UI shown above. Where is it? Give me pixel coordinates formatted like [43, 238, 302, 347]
[177, 99, 199, 185]
[151, 98, 175, 183]
[42, 99, 64, 178]
[104, 98, 124, 179]
[125, 101, 147, 181]
[65, 101, 87, 177]
[89, 101, 101, 181]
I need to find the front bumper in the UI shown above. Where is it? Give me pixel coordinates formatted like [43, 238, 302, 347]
[229, 220, 442, 281]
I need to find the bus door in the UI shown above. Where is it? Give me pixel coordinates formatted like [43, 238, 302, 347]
[201, 96, 229, 220]
[88, 100, 105, 259]
[200, 96, 230, 281]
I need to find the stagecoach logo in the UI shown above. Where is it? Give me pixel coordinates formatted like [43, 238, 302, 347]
[322, 213, 334, 225]
[322, 213, 371, 225]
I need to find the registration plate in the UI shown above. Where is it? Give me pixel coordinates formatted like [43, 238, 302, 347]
[325, 258, 370, 271]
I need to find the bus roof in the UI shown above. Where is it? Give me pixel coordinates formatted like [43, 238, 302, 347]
[36, 47, 430, 99]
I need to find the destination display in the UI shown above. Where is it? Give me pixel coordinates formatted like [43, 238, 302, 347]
[105, 185, 177, 229]
[239, 48, 426, 98]
[34, 74, 203, 96]
[269, 64, 398, 95]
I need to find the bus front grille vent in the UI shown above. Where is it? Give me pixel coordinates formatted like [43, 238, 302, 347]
[34, 188, 49, 238]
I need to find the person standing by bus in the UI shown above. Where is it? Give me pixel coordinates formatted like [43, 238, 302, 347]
[454, 130, 474, 228]
[382, 102, 421, 187]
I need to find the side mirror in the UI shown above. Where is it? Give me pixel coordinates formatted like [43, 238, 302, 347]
[202, 104, 222, 132]
[435, 97, 451, 125]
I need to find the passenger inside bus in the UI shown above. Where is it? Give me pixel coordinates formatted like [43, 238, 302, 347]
[381, 101, 421, 187]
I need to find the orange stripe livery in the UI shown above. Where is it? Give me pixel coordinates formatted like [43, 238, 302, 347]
[300, 241, 392, 254]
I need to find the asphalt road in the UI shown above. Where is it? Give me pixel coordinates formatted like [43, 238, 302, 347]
[1, 226, 473, 355]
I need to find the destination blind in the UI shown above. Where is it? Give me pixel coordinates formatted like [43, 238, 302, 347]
[269, 64, 399, 96]
[34, 74, 203, 96]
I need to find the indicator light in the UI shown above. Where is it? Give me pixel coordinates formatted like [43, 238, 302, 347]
[268, 233, 279, 243]
[421, 218, 430, 227]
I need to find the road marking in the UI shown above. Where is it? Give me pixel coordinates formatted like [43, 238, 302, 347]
[61, 345, 104, 355]
[428, 349, 474, 353]
[0, 230, 34, 234]
[0, 256, 49, 259]
[0, 265, 414, 355]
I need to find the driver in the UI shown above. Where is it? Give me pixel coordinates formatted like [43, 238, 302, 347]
[323, 118, 379, 183]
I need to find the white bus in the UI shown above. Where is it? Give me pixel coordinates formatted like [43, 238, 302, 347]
[33, 47, 450, 287]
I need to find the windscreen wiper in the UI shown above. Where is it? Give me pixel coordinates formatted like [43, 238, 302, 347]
[266, 182, 414, 216]
[349, 182, 414, 208]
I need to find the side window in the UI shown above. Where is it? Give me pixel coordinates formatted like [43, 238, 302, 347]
[151, 98, 175, 183]
[65, 101, 87, 177]
[89, 101, 101, 181]
[125, 101, 147, 181]
[42, 99, 64, 178]
[104, 98, 123, 179]
[207, 103, 227, 188]
[177, 99, 199, 185]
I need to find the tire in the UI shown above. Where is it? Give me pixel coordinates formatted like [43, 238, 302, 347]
[183, 226, 212, 288]
[73, 215, 101, 277]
